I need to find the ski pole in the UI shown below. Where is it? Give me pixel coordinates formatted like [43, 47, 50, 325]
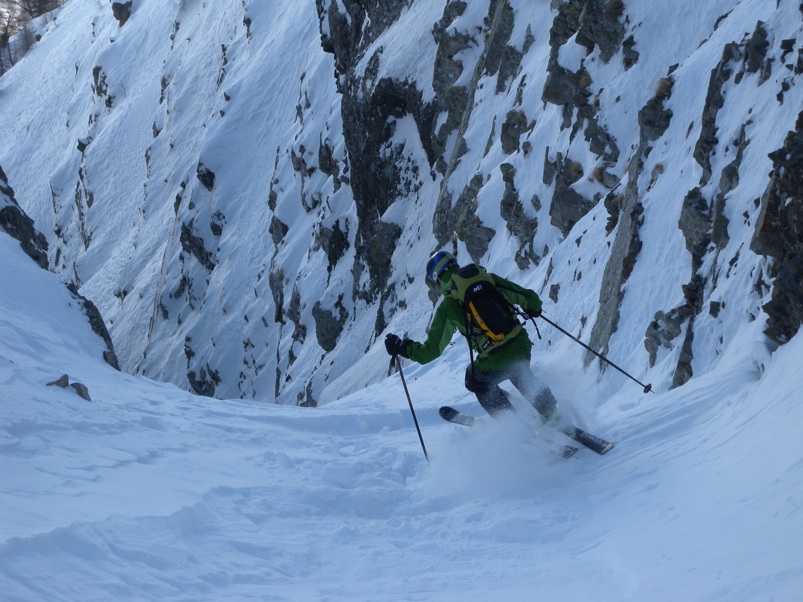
[395, 355, 430, 465]
[516, 307, 543, 340]
[538, 313, 653, 394]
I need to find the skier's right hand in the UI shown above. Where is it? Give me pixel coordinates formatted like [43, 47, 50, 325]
[384, 334, 409, 358]
[524, 307, 542, 319]
[524, 303, 542, 319]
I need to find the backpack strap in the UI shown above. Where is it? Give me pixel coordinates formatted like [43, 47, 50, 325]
[463, 309, 478, 379]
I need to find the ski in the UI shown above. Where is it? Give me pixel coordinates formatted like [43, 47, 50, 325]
[439, 405, 477, 427]
[557, 441, 581, 459]
[439, 406, 580, 459]
[560, 425, 615, 455]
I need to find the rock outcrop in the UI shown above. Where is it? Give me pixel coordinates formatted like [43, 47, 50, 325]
[0, 166, 49, 269]
[751, 111, 803, 343]
[1, 166, 119, 370]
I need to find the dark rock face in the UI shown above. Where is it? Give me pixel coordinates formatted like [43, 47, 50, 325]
[710, 124, 749, 256]
[0, 166, 49, 270]
[67, 283, 121, 370]
[430, 1, 471, 167]
[643, 24, 803, 386]
[751, 111, 803, 343]
[317, 0, 409, 80]
[431, 0, 526, 256]
[448, 175, 495, 263]
[743, 21, 770, 78]
[1, 165, 119, 369]
[644, 306, 694, 367]
[339, 74, 425, 296]
[695, 26, 772, 184]
[112, 2, 133, 28]
[482, 0, 521, 94]
[543, 0, 626, 111]
[541, 0, 628, 242]
[678, 187, 711, 270]
[319, 219, 350, 274]
[318, 0, 430, 320]
[638, 79, 673, 146]
[319, 0, 554, 325]
[312, 296, 348, 352]
[575, 0, 626, 63]
[542, 64, 585, 107]
[180, 221, 217, 271]
[500, 110, 528, 154]
[622, 35, 639, 69]
[196, 162, 216, 191]
[188, 364, 221, 397]
[324, 0, 547, 289]
[268, 269, 285, 325]
[549, 154, 593, 237]
[499, 163, 539, 268]
[694, 44, 741, 186]
[269, 216, 289, 247]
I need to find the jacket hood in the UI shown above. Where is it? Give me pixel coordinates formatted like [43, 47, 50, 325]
[438, 266, 458, 295]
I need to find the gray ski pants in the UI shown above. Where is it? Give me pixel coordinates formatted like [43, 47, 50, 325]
[464, 358, 557, 419]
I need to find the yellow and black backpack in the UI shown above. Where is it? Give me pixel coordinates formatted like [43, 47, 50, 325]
[448, 264, 522, 359]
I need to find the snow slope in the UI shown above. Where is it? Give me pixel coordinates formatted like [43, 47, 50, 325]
[2, 229, 802, 600]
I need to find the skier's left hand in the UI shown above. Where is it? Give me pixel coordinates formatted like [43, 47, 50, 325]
[384, 333, 409, 357]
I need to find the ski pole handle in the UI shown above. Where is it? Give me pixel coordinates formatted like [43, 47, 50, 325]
[514, 307, 542, 339]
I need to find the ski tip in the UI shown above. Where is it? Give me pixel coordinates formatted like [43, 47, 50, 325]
[439, 406, 458, 420]
[562, 445, 580, 459]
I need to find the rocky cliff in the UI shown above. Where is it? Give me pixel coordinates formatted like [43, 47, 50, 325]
[0, 0, 801, 404]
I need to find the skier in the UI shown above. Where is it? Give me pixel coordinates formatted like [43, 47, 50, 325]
[384, 250, 559, 422]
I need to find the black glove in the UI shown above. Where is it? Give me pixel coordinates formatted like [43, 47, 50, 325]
[385, 334, 409, 357]
[524, 303, 542, 319]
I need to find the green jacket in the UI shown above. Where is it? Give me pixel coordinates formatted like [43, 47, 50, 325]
[405, 268, 543, 373]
